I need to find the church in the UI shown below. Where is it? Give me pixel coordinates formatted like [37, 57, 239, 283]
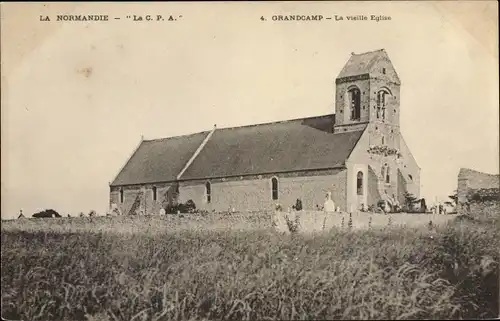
[109, 49, 420, 215]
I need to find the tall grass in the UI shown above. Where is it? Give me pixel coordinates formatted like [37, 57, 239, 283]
[1, 215, 499, 320]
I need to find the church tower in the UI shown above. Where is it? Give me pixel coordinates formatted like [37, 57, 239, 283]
[333, 49, 401, 153]
[335, 49, 412, 211]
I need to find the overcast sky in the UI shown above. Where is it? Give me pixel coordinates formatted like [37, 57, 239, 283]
[1, 2, 498, 219]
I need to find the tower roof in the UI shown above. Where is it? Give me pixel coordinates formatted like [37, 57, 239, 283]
[337, 49, 401, 84]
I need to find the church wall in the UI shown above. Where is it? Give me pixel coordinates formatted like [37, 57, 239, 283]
[367, 165, 382, 207]
[279, 170, 347, 211]
[110, 185, 141, 215]
[397, 169, 409, 206]
[345, 162, 368, 211]
[347, 128, 401, 209]
[398, 135, 420, 199]
[177, 168, 348, 212]
[110, 183, 176, 215]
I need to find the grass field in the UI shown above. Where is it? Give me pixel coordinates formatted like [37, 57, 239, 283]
[1, 212, 499, 320]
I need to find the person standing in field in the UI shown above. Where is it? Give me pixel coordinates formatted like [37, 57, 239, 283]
[324, 192, 336, 212]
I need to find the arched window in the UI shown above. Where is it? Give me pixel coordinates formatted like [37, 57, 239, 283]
[152, 186, 157, 201]
[386, 166, 391, 184]
[119, 188, 124, 204]
[347, 87, 361, 121]
[376, 89, 391, 120]
[205, 182, 211, 204]
[356, 171, 364, 195]
[271, 177, 279, 200]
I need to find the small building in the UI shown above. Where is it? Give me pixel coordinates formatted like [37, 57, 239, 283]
[457, 168, 500, 215]
[109, 49, 420, 215]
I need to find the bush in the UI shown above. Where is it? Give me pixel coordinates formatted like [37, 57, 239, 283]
[165, 199, 197, 214]
[468, 188, 500, 203]
[32, 209, 61, 218]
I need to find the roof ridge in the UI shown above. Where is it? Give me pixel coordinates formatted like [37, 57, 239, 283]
[352, 48, 385, 56]
[215, 113, 334, 131]
[177, 127, 217, 180]
[140, 114, 333, 142]
[143, 130, 211, 142]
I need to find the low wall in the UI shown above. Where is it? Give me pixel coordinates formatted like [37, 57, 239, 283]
[6, 211, 458, 235]
[273, 210, 458, 234]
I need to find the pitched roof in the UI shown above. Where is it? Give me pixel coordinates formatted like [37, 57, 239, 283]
[337, 49, 399, 82]
[180, 115, 363, 180]
[110, 131, 210, 186]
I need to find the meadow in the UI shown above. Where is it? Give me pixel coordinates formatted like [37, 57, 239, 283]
[1, 211, 499, 321]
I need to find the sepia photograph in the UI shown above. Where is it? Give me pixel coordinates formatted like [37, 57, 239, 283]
[1, 1, 499, 320]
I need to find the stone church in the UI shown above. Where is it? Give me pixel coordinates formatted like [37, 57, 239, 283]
[109, 49, 420, 215]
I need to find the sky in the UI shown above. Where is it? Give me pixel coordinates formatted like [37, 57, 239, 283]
[1, 2, 498, 219]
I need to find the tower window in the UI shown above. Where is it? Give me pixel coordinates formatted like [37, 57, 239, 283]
[271, 177, 279, 200]
[382, 68, 386, 74]
[205, 182, 211, 204]
[356, 171, 364, 195]
[381, 164, 390, 183]
[409, 174, 413, 181]
[347, 87, 361, 121]
[119, 188, 124, 204]
[381, 136, 385, 145]
[377, 89, 391, 120]
[152, 186, 157, 201]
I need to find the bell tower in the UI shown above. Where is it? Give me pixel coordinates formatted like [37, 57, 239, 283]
[333, 49, 401, 146]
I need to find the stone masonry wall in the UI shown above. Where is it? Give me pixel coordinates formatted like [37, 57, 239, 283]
[457, 168, 499, 215]
[178, 169, 348, 213]
[110, 182, 177, 216]
[347, 128, 401, 210]
[110, 169, 349, 215]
